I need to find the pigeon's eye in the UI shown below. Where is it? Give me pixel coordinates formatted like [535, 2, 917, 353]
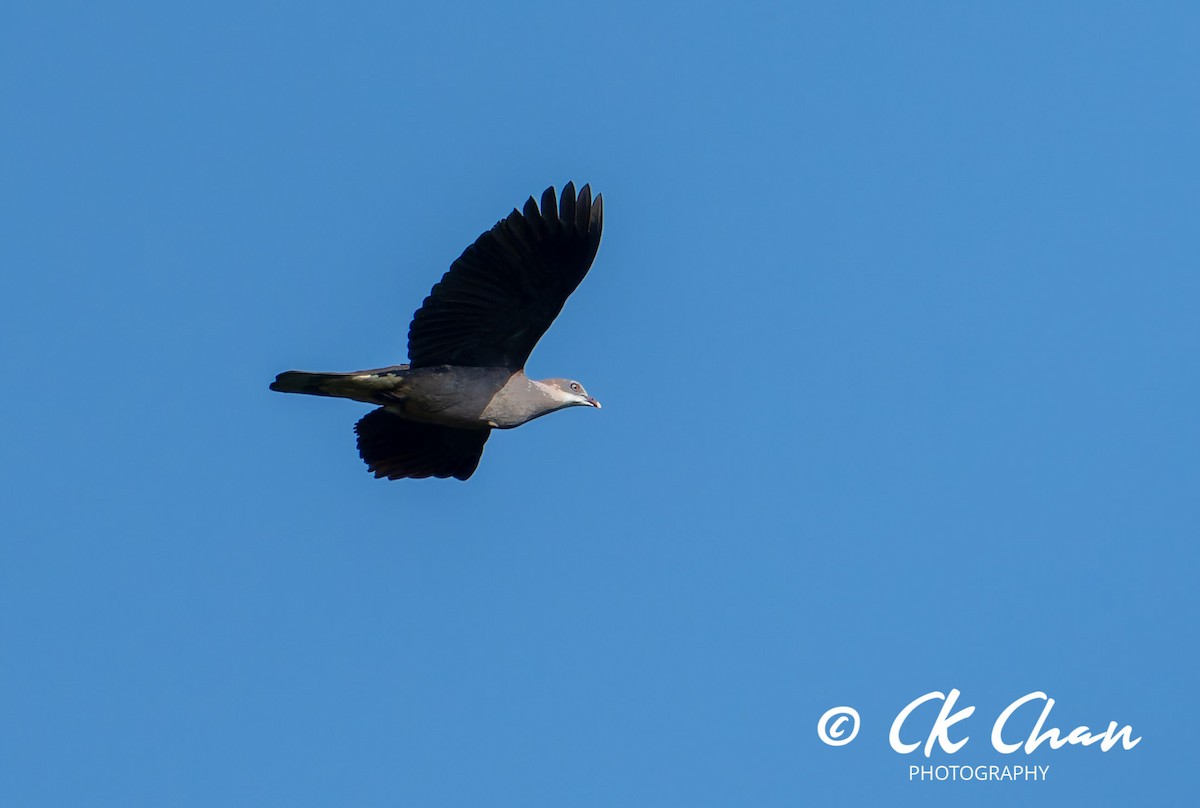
[570, 383, 580, 392]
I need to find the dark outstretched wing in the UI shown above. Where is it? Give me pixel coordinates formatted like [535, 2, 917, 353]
[407, 182, 603, 369]
[355, 408, 490, 481]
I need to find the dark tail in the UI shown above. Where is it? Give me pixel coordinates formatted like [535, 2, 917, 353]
[269, 365, 410, 403]
[270, 370, 355, 397]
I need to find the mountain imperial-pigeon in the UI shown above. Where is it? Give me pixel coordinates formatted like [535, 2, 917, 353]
[270, 183, 603, 481]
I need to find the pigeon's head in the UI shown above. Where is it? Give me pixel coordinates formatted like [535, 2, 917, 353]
[542, 378, 602, 410]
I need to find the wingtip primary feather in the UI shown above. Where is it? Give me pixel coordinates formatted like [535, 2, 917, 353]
[591, 192, 603, 234]
[559, 182, 577, 228]
[540, 185, 558, 222]
[576, 184, 592, 231]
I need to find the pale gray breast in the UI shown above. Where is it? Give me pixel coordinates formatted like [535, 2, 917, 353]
[481, 374, 568, 429]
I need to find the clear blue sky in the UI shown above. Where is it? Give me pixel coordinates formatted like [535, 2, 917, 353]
[2, 2, 1196, 805]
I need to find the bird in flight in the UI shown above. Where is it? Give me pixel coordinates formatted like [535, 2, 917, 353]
[270, 182, 603, 481]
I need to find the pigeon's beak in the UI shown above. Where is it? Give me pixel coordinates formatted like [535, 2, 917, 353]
[586, 396, 602, 409]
